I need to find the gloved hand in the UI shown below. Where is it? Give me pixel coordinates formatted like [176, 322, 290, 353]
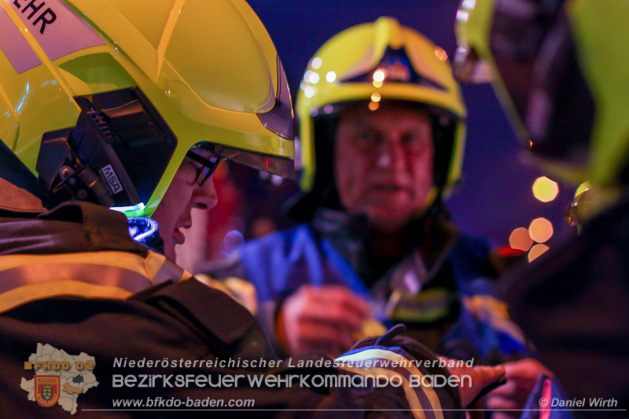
[352, 325, 507, 410]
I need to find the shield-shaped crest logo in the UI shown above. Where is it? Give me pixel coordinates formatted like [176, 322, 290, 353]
[35, 375, 60, 408]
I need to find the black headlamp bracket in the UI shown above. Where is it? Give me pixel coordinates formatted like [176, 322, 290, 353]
[37, 128, 115, 207]
[36, 87, 177, 209]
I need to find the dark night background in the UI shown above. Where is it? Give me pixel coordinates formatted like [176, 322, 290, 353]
[213, 0, 576, 258]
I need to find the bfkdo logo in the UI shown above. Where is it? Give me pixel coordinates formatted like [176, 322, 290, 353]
[35, 375, 61, 407]
[21, 343, 99, 415]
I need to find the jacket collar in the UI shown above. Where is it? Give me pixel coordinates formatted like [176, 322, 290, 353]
[311, 206, 460, 289]
[0, 201, 148, 256]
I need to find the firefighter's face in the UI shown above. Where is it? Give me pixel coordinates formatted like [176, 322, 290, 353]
[152, 150, 218, 261]
[335, 103, 434, 232]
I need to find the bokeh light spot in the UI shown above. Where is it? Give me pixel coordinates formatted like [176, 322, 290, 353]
[528, 244, 549, 262]
[311, 57, 322, 69]
[222, 230, 245, 256]
[304, 86, 315, 98]
[532, 176, 559, 202]
[509, 227, 533, 251]
[373, 70, 386, 82]
[529, 217, 554, 243]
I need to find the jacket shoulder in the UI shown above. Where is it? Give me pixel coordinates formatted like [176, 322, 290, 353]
[201, 224, 316, 280]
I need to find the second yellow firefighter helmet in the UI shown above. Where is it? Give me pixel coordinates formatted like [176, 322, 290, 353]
[296, 16, 466, 211]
